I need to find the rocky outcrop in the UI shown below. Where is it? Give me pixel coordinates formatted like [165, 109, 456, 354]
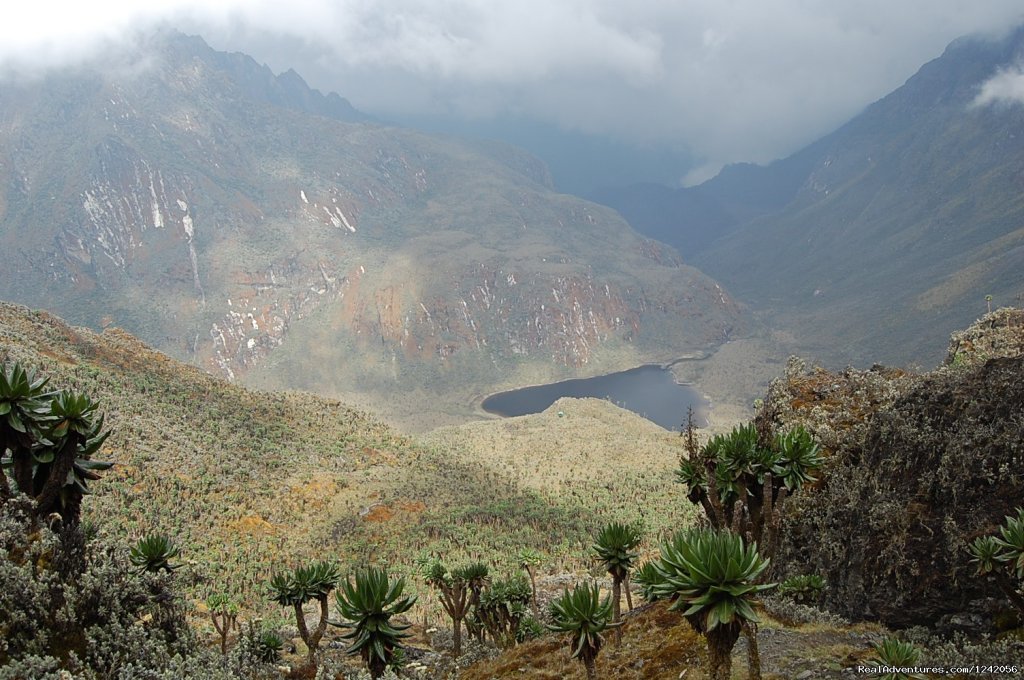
[764, 309, 1024, 628]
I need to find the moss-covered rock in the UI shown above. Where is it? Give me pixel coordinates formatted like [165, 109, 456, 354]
[765, 309, 1024, 628]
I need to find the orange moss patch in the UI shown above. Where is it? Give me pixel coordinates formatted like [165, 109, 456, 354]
[228, 514, 277, 536]
[361, 500, 425, 523]
[462, 601, 704, 680]
[363, 504, 395, 523]
[38, 348, 77, 364]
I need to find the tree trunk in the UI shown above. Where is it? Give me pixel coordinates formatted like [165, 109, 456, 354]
[583, 651, 598, 680]
[744, 621, 762, 680]
[12, 448, 33, 496]
[293, 602, 312, 662]
[706, 628, 737, 680]
[34, 437, 78, 517]
[611, 578, 622, 644]
[306, 596, 330, 664]
[526, 566, 539, 618]
[368, 653, 387, 679]
[452, 614, 463, 657]
[995, 572, 1024, 614]
[624, 572, 633, 612]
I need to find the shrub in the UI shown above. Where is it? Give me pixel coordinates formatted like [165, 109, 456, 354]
[547, 583, 617, 680]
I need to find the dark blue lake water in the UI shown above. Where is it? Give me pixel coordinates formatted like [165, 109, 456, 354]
[481, 364, 707, 431]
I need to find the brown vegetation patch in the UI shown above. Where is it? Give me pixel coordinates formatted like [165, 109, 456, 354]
[228, 514, 277, 536]
[462, 601, 705, 680]
[362, 504, 394, 523]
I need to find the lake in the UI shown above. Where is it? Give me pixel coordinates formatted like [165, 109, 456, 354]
[481, 364, 708, 431]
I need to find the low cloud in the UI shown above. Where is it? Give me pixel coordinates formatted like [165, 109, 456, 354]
[3, 1, 1024, 177]
[973, 64, 1024, 107]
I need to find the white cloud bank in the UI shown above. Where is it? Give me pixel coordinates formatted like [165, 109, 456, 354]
[2, 1, 1023, 178]
[974, 64, 1024, 107]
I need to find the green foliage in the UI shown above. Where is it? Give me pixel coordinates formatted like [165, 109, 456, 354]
[476, 573, 533, 647]
[252, 629, 285, 664]
[593, 521, 642, 580]
[333, 567, 416, 679]
[772, 427, 825, 491]
[871, 637, 926, 680]
[593, 520, 641, 642]
[518, 547, 542, 567]
[1, 363, 112, 525]
[677, 422, 823, 562]
[422, 559, 490, 656]
[969, 508, 1024, 616]
[969, 535, 1005, 576]
[632, 560, 667, 603]
[129, 534, 181, 574]
[516, 615, 545, 643]
[675, 458, 706, 498]
[653, 528, 775, 680]
[654, 528, 775, 633]
[269, 560, 341, 607]
[269, 560, 341, 666]
[778, 574, 826, 604]
[0, 362, 52, 445]
[995, 508, 1024, 579]
[206, 592, 240, 654]
[548, 582, 617, 679]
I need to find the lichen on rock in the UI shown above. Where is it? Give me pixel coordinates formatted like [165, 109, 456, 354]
[763, 309, 1024, 628]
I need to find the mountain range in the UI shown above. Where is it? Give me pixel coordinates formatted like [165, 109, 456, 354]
[597, 27, 1024, 367]
[0, 32, 745, 427]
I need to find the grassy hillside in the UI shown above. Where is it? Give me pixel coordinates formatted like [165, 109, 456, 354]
[0, 301, 694, 617]
[4, 301, 1024, 678]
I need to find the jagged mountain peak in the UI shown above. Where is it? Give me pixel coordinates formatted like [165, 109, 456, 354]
[0, 33, 746, 427]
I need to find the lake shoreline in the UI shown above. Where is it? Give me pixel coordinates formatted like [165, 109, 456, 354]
[479, 362, 710, 431]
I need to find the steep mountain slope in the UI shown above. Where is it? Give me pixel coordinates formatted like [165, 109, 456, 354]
[0, 32, 745, 426]
[690, 27, 1024, 366]
[0, 301, 692, 608]
[589, 145, 822, 258]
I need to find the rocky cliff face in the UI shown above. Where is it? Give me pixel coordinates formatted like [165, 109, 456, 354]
[763, 308, 1024, 628]
[0, 32, 746, 409]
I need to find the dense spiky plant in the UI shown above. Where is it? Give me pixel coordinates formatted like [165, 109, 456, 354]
[332, 567, 416, 679]
[34, 391, 112, 524]
[772, 427, 825, 491]
[1, 366, 112, 527]
[969, 508, 1024, 614]
[548, 583, 617, 680]
[654, 528, 775, 680]
[206, 593, 240, 654]
[676, 422, 822, 563]
[632, 560, 667, 603]
[871, 637, 926, 680]
[518, 547, 543, 617]
[0, 362, 53, 499]
[269, 561, 341, 666]
[476, 573, 532, 648]
[778, 574, 826, 604]
[129, 534, 181, 574]
[593, 521, 642, 642]
[422, 559, 489, 656]
[250, 627, 285, 664]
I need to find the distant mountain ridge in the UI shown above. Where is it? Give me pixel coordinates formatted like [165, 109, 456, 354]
[0, 31, 745, 424]
[601, 27, 1024, 367]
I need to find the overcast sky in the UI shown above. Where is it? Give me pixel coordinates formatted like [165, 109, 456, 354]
[3, 1, 1022, 183]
